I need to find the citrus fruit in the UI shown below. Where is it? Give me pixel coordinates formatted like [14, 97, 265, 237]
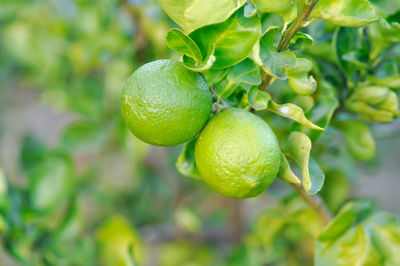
[195, 108, 281, 199]
[121, 59, 212, 146]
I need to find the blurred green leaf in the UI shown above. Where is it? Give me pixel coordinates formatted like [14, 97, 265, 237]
[28, 153, 73, 213]
[60, 120, 107, 153]
[176, 138, 200, 179]
[166, 29, 203, 63]
[20, 135, 47, 172]
[312, 0, 378, 27]
[0, 167, 7, 208]
[157, 0, 246, 33]
[253, 0, 297, 24]
[96, 215, 142, 266]
[175, 207, 202, 233]
[335, 120, 376, 161]
[316, 201, 400, 266]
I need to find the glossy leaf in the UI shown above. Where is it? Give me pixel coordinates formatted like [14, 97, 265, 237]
[247, 86, 271, 111]
[335, 120, 376, 161]
[253, 0, 297, 23]
[215, 58, 262, 98]
[287, 58, 317, 95]
[311, 0, 378, 27]
[268, 100, 324, 130]
[289, 32, 314, 50]
[187, 8, 261, 69]
[157, 0, 246, 33]
[285, 132, 325, 194]
[316, 201, 400, 266]
[166, 29, 203, 62]
[176, 138, 200, 179]
[277, 153, 301, 184]
[256, 27, 297, 80]
[28, 153, 73, 213]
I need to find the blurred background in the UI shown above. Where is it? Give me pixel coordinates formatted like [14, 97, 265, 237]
[0, 0, 399, 265]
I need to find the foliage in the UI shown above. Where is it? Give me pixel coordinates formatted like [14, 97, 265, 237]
[0, 0, 400, 265]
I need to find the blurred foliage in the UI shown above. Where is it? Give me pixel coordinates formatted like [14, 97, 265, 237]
[0, 0, 400, 265]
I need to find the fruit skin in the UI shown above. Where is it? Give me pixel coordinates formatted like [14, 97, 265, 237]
[195, 108, 281, 199]
[121, 59, 212, 146]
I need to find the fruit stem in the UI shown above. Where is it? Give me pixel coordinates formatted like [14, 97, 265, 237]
[290, 183, 332, 226]
[259, 0, 319, 91]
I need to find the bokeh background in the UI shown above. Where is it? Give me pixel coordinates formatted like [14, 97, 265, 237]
[0, 0, 399, 265]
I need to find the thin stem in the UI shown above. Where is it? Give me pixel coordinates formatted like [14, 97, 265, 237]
[277, 0, 319, 52]
[290, 183, 332, 226]
[260, 0, 319, 90]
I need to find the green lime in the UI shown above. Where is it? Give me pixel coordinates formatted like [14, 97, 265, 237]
[121, 59, 212, 146]
[195, 108, 281, 199]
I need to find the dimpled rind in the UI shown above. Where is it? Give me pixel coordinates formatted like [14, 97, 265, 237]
[195, 108, 281, 199]
[121, 59, 212, 146]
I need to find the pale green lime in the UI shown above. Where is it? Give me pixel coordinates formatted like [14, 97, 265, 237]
[195, 108, 281, 198]
[121, 59, 212, 146]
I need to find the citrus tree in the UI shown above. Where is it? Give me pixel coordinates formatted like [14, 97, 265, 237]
[1, 0, 400, 265]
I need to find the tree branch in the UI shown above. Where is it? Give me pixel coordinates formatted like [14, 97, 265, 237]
[290, 183, 332, 226]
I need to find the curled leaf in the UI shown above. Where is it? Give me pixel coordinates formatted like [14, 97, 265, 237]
[289, 32, 314, 50]
[268, 101, 324, 130]
[311, 0, 378, 27]
[287, 58, 317, 95]
[176, 138, 201, 179]
[247, 86, 271, 111]
[285, 132, 325, 194]
[277, 152, 301, 184]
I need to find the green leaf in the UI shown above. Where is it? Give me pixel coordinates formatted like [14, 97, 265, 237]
[268, 100, 324, 130]
[60, 120, 107, 153]
[166, 29, 203, 62]
[277, 152, 301, 184]
[311, 0, 378, 27]
[157, 0, 246, 33]
[247, 86, 271, 110]
[176, 138, 200, 179]
[28, 153, 73, 213]
[96, 215, 143, 266]
[19, 135, 47, 172]
[183, 53, 216, 72]
[367, 16, 400, 59]
[256, 26, 297, 80]
[0, 168, 7, 207]
[187, 8, 261, 69]
[309, 81, 339, 138]
[333, 27, 369, 78]
[367, 75, 400, 89]
[315, 201, 400, 266]
[215, 58, 262, 99]
[285, 132, 325, 194]
[335, 120, 375, 161]
[287, 58, 317, 95]
[253, 0, 297, 24]
[289, 32, 314, 50]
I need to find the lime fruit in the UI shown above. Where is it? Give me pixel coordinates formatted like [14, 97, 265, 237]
[121, 59, 212, 146]
[195, 108, 281, 199]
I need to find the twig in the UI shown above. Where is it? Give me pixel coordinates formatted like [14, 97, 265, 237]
[277, 0, 319, 52]
[290, 183, 332, 226]
[260, 0, 319, 89]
